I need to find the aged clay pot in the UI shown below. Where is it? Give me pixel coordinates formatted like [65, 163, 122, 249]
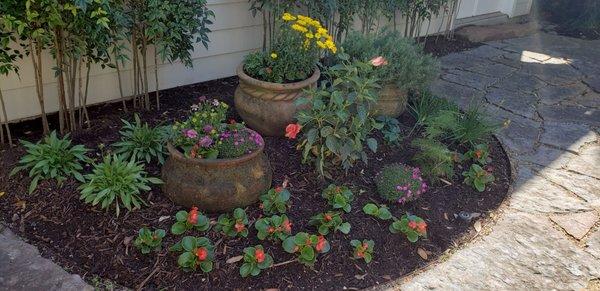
[373, 83, 408, 118]
[234, 64, 320, 136]
[161, 143, 272, 213]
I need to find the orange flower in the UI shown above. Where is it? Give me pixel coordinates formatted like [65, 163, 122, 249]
[324, 214, 332, 222]
[282, 219, 292, 233]
[408, 220, 417, 229]
[255, 248, 265, 263]
[196, 247, 208, 261]
[285, 123, 302, 139]
[275, 186, 283, 193]
[235, 222, 246, 233]
[315, 236, 327, 252]
[187, 207, 199, 225]
[370, 56, 388, 67]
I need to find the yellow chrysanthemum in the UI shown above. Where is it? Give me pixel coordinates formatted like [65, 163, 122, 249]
[305, 32, 314, 39]
[291, 24, 308, 33]
[282, 13, 296, 21]
[316, 41, 326, 49]
[271, 52, 278, 59]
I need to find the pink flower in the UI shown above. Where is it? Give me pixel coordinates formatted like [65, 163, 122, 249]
[285, 123, 301, 139]
[198, 95, 207, 102]
[198, 136, 213, 148]
[184, 129, 198, 139]
[370, 56, 388, 67]
[203, 125, 213, 133]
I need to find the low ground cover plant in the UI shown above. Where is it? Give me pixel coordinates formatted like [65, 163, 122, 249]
[113, 114, 168, 164]
[134, 227, 166, 254]
[350, 239, 374, 263]
[362, 203, 393, 220]
[79, 155, 162, 216]
[376, 164, 428, 204]
[465, 144, 491, 165]
[424, 105, 498, 146]
[171, 236, 215, 272]
[309, 211, 351, 235]
[10, 131, 90, 194]
[255, 214, 292, 241]
[282, 232, 331, 267]
[259, 185, 291, 215]
[215, 208, 249, 238]
[463, 164, 495, 192]
[411, 138, 455, 182]
[240, 245, 274, 277]
[171, 207, 211, 235]
[321, 184, 354, 213]
[390, 214, 428, 243]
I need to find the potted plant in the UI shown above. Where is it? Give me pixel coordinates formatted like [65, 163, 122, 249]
[161, 97, 272, 212]
[342, 31, 439, 117]
[235, 13, 337, 136]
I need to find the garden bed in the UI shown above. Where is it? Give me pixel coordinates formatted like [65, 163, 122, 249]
[0, 77, 511, 290]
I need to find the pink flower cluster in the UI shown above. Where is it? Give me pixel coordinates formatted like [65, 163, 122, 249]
[395, 167, 428, 204]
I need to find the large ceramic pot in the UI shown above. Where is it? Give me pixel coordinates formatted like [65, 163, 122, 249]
[373, 83, 408, 118]
[234, 64, 320, 136]
[161, 143, 272, 213]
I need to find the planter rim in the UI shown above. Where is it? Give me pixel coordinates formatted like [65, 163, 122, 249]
[236, 64, 321, 92]
[166, 142, 265, 167]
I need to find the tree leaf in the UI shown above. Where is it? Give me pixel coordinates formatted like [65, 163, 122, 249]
[417, 248, 428, 260]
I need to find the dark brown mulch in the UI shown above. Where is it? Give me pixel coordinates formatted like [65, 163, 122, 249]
[0, 76, 511, 290]
[420, 34, 482, 57]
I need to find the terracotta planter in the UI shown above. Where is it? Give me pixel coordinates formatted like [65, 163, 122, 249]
[234, 64, 320, 136]
[373, 83, 408, 118]
[161, 143, 272, 213]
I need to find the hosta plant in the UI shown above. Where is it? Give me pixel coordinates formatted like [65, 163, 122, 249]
[133, 227, 166, 254]
[10, 131, 90, 194]
[171, 207, 211, 235]
[309, 211, 351, 235]
[255, 214, 292, 241]
[282, 232, 331, 267]
[239, 245, 274, 277]
[389, 214, 428, 243]
[463, 164, 495, 192]
[113, 114, 168, 164]
[376, 164, 428, 204]
[321, 184, 354, 213]
[79, 155, 162, 216]
[259, 185, 291, 215]
[215, 208, 249, 238]
[465, 144, 491, 165]
[362, 203, 393, 220]
[170, 236, 215, 272]
[350, 239, 374, 263]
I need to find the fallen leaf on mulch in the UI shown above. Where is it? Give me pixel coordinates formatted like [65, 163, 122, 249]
[417, 248, 428, 260]
[473, 220, 482, 232]
[123, 236, 133, 246]
[226, 255, 243, 264]
[355, 274, 367, 280]
[382, 275, 392, 280]
[0, 192, 5, 198]
[14, 200, 26, 211]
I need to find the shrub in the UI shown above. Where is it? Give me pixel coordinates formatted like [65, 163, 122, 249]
[79, 155, 162, 216]
[240, 245, 274, 277]
[424, 105, 499, 146]
[377, 116, 403, 145]
[10, 131, 90, 194]
[171, 207, 211, 235]
[259, 186, 291, 215]
[295, 58, 382, 175]
[133, 227, 166, 254]
[340, 31, 377, 63]
[255, 214, 292, 241]
[463, 164, 495, 192]
[113, 114, 168, 164]
[350, 239, 374, 263]
[243, 13, 337, 83]
[309, 211, 351, 235]
[376, 164, 428, 204]
[389, 214, 427, 243]
[362, 203, 393, 220]
[282, 232, 330, 267]
[215, 208, 249, 238]
[170, 236, 215, 272]
[465, 144, 491, 165]
[321, 184, 354, 213]
[408, 91, 454, 128]
[411, 138, 455, 182]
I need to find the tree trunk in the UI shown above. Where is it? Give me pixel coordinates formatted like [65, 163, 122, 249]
[54, 29, 69, 134]
[141, 36, 150, 111]
[154, 48, 160, 110]
[0, 87, 12, 146]
[30, 40, 50, 135]
[115, 51, 127, 112]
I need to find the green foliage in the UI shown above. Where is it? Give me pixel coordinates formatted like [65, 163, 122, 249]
[240, 245, 274, 277]
[215, 208, 249, 238]
[389, 214, 427, 243]
[411, 138, 455, 182]
[170, 207, 211, 235]
[362, 203, 393, 220]
[376, 164, 428, 204]
[377, 116, 403, 144]
[113, 114, 168, 164]
[282, 232, 330, 266]
[255, 214, 292, 241]
[295, 57, 382, 175]
[408, 91, 454, 128]
[424, 105, 499, 146]
[170, 236, 215, 272]
[350, 239, 374, 263]
[321, 184, 354, 213]
[309, 211, 351, 235]
[465, 144, 491, 165]
[259, 186, 291, 215]
[10, 131, 90, 194]
[133, 227, 166, 254]
[79, 155, 162, 216]
[463, 164, 495, 192]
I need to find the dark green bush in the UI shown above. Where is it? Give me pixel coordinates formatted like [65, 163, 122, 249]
[113, 114, 168, 164]
[376, 164, 428, 204]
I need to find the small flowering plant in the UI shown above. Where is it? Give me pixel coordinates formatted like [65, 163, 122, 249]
[322, 184, 354, 213]
[239, 245, 274, 277]
[133, 227, 166, 254]
[309, 211, 351, 235]
[171, 207, 211, 235]
[350, 239, 374, 263]
[389, 214, 428, 243]
[376, 164, 428, 204]
[255, 214, 292, 241]
[462, 164, 495, 192]
[259, 185, 291, 215]
[215, 208, 249, 238]
[362, 203, 393, 220]
[170, 236, 215, 272]
[465, 144, 491, 165]
[282, 232, 331, 267]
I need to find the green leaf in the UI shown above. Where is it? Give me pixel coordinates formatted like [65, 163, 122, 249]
[240, 263, 252, 277]
[362, 203, 378, 215]
[366, 138, 378, 153]
[338, 222, 351, 234]
[181, 236, 196, 251]
[300, 246, 315, 261]
[171, 222, 187, 235]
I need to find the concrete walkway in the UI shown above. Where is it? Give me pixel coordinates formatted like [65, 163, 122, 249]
[397, 32, 600, 290]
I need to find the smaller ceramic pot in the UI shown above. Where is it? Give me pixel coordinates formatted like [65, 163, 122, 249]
[373, 83, 408, 118]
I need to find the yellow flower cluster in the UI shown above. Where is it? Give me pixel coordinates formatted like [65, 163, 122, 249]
[282, 13, 337, 54]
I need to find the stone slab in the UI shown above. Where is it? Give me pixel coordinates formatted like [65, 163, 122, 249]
[456, 22, 541, 43]
[550, 211, 599, 240]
